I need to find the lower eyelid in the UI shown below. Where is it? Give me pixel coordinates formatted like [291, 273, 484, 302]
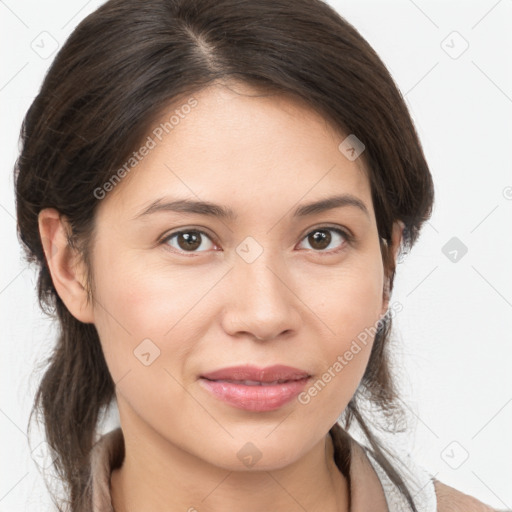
[161, 227, 351, 254]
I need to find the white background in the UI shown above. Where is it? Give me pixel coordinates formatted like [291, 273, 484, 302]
[1, 0, 511, 510]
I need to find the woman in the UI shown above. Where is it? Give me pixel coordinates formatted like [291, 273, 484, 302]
[14, 0, 498, 510]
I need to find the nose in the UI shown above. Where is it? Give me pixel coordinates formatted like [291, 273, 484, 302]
[220, 253, 302, 342]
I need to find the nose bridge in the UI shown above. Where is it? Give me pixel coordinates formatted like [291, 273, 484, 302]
[222, 238, 299, 339]
[234, 239, 288, 305]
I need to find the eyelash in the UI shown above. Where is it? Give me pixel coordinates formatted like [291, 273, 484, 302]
[159, 226, 353, 257]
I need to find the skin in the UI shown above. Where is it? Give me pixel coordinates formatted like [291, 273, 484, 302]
[39, 81, 405, 512]
[433, 480, 498, 512]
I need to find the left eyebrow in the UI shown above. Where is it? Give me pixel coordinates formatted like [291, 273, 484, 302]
[292, 194, 370, 219]
[132, 193, 370, 221]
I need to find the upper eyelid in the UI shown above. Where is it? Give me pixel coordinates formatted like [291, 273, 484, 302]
[160, 224, 352, 249]
[160, 226, 217, 245]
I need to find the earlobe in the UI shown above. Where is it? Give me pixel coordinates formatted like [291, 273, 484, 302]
[38, 208, 95, 324]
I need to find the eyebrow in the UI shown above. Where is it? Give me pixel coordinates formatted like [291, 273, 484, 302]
[133, 193, 370, 221]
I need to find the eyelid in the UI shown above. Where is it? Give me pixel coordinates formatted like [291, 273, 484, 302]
[297, 224, 353, 255]
[159, 226, 219, 250]
[299, 223, 354, 243]
[159, 224, 354, 255]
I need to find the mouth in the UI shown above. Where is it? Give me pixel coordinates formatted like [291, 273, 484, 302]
[200, 377, 308, 386]
[198, 373, 312, 412]
[199, 364, 311, 383]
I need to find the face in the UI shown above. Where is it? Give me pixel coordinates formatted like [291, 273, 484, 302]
[81, 82, 396, 470]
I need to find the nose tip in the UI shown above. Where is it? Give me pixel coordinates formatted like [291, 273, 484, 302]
[220, 257, 301, 341]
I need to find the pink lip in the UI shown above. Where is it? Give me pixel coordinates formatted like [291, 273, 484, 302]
[200, 364, 310, 382]
[199, 364, 311, 412]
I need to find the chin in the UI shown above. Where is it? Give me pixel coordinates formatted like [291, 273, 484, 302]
[200, 436, 305, 472]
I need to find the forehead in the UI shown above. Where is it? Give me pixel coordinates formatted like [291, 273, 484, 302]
[96, 82, 374, 224]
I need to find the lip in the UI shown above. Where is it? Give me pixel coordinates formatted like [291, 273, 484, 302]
[200, 364, 311, 382]
[199, 377, 311, 412]
[199, 364, 312, 412]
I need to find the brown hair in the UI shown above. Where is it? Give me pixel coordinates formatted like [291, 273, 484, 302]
[14, 0, 434, 510]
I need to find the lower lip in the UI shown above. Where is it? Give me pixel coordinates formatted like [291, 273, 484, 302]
[198, 377, 311, 412]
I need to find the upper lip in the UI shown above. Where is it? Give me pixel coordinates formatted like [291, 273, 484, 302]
[200, 364, 311, 382]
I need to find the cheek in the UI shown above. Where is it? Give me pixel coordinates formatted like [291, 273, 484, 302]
[311, 251, 385, 340]
[92, 242, 196, 334]
[90, 247, 223, 385]
[90, 254, 202, 430]
[300, 254, 385, 405]
[89, 247, 168, 378]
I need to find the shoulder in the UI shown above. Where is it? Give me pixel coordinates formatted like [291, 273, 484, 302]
[433, 478, 500, 512]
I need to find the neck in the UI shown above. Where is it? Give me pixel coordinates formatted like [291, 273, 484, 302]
[110, 407, 350, 512]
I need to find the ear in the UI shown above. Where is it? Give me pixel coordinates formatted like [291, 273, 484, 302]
[38, 208, 95, 323]
[380, 220, 404, 317]
[389, 219, 404, 263]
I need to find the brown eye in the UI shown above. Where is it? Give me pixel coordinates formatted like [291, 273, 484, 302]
[308, 230, 331, 250]
[298, 227, 350, 254]
[162, 230, 215, 253]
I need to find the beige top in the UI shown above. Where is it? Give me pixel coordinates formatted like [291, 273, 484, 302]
[89, 426, 438, 511]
